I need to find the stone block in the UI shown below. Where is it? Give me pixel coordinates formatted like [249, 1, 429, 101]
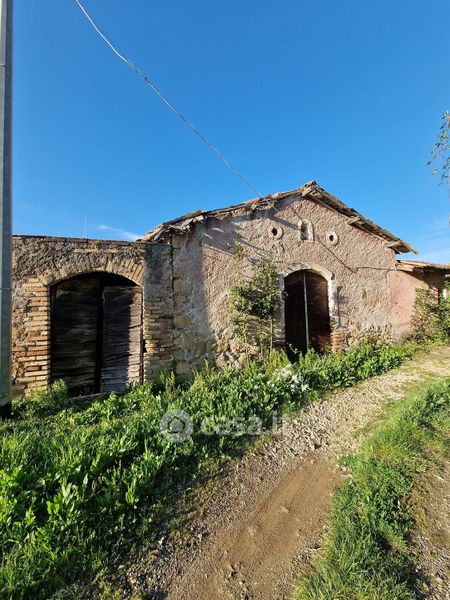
[175, 360, 191, 376]
[194, 341, 207, 357]
[174, 314, 191, 328]
[173, 279, 187, 293]
[174, 294, 187, 307]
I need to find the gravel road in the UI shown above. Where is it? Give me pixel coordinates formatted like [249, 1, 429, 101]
[123, 346, 450, 600]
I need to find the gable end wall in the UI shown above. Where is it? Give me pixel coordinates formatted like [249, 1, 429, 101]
[169, 194, 399, 376]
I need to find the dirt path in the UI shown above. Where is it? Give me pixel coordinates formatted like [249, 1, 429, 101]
[129, 347, 450, 600]
[182, 455, 341, 600]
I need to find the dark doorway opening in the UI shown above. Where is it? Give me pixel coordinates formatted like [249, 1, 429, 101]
[51, 273, 143, 396]
[284, 270, 331, 359]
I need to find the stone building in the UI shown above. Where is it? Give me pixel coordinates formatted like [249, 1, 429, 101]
[12, 181, 450, 396]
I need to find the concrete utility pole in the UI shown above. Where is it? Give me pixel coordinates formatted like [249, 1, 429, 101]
[0, 0, 12, 419]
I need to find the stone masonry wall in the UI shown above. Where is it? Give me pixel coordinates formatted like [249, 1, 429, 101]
[170, 193, 400, 376]
[13, 211, 446, 393]
[12, 236, 173, 395]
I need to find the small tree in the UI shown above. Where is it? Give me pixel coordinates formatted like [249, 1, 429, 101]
[229, 255, 282, 360]
[428, 110, 450, 186]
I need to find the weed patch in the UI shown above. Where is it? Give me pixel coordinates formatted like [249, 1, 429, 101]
[0, 342, 416, 598]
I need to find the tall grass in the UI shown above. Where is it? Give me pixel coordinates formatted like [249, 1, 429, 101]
[296, 378, 450, 600]
[0, 342, 415, 598]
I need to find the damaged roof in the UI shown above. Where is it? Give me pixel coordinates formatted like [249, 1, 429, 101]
[144, 180, 417, 254]
[397, 259, 450, 272]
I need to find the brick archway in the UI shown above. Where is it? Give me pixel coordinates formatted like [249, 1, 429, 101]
[12, 236, 175, 396]
[37, 260, 145, 288]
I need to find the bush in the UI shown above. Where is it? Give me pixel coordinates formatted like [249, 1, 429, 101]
[411, 285, 450, 344]
[229, 255, 282, 359]
[0, 341, 416, 598]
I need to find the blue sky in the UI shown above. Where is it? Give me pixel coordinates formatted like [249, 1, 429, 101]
[13, 0, 449, 261]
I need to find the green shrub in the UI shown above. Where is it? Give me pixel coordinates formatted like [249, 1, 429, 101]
[229, 255, 282, 358]
[0, 341, 416, 598]
[12, 380, 70, 420]
[411, 285, 450, 344]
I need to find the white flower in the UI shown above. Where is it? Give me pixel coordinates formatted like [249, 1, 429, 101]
[267, 366, 309, 396]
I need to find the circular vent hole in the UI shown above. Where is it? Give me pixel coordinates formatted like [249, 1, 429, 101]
[326, 231, 339, 245]
[268, 225, 283, 239]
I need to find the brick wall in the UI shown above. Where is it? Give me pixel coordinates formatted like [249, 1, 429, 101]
[12, 236, 174, 395]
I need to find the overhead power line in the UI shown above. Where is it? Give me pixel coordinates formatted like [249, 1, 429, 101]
[73, 0, 261, 197]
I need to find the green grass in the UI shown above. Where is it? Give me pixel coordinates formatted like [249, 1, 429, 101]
[296, 378, 450, 600]
[0, 342, 416, 599]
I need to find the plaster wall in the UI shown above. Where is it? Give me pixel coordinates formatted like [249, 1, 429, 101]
[389, 269, 448, 338]
[170, 194, 399, 376]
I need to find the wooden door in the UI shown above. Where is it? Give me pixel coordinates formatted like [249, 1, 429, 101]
[51, 277, 99, 395]
[307, 273, 331, 351]
[284, 271, 331, 357]
[100, 285, 143, 393]
[51, 275, 143, 397]
[284, 271, 308, 358]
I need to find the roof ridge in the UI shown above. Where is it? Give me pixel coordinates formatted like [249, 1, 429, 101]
[142, 181, 416, 254]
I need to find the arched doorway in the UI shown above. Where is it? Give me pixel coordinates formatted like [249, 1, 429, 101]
[51, 273, 143, 396]
[284, 270, 331, 358]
